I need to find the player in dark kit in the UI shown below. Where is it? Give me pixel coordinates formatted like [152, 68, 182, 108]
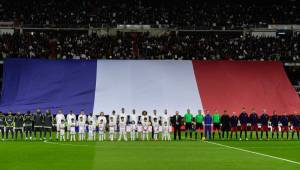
[14, 112, 24, 140]
[271, 111, 279, 139]
[0, 112, 5, 140]
[44, 109, 53, 140]
[230, 112, 239, 140]
[5, 111, 15, 140]
[280, 113, 289, 140]
[249, 109, 259, 140]
[34, 109, 44, 140]
[220, 110, 230, 139]
[24, 111, 34, 140]
[291, 112, 300, 140]
[260, 111, 269, 140]
[239, 108, 248, 140]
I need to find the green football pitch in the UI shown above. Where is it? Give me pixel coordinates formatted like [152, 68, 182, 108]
[0, 134, 300, 170]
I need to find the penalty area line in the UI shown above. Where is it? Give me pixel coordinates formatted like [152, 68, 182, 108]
[205, 141, 300, 166]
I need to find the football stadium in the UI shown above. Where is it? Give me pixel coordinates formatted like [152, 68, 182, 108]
[0, 0, 300, 170]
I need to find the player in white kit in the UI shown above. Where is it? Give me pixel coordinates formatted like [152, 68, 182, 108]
[78, 110, 87, 125]
[91, 112, 100, 123]
[55, 109, 65, 141]
[162, 122, 171, 141]
[141, 111, 150, 141]
[120, 108, 126, 116]
[151, 110, 159, 139]
[88, 113, 98, 140]
[152, 117, 160, 141]
[98, 119, 105, 141]
[130, 109, 138, 139]
[59, 119, 66, 141]
[78, 116, 86, 141]
[161, 109, 170, 141]
[161, 109, 170, 126]
[69, 118, 76, 141]
[88, 120, 95, 141]
[110, 110, 117, 139]
[118, 115, 127, 141]
[97, 112, 107, 140]
[66, 111, 76, 140]
[108, 115, 116, 141]
[130, 120, 137, 141]
[118, 108, 127, 125]
[162, 121, 171, 141]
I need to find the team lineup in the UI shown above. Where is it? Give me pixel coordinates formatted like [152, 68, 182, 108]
[0, 107, 300, 142]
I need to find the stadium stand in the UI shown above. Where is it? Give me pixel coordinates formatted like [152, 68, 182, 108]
[0, 31, 299, 61]
[0, 0, 298, 28]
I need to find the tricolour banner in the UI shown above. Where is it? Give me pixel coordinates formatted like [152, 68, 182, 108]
[0, 59, 299, 115]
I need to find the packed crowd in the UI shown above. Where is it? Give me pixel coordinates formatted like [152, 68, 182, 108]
[0, 108, 300, 142]
[0, 0, 298, 29]
[0, 31, 299, 61]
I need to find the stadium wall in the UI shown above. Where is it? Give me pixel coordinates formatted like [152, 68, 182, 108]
[0, 59, 299, 115]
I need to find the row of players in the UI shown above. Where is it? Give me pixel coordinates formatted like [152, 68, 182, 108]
[0, 108, 172, 141]
[0, 107, 300, 141]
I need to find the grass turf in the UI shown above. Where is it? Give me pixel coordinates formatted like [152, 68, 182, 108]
[0, 133, 300, 170]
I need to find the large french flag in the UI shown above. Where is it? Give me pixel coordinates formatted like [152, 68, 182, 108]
[1, 59, 299, 115]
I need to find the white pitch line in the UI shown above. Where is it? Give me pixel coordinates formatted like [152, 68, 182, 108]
[44, 141, 113, 148]
[44, 141, 89, 147]
[205, 141, 300, 166]
[43, 141, 185, 149]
